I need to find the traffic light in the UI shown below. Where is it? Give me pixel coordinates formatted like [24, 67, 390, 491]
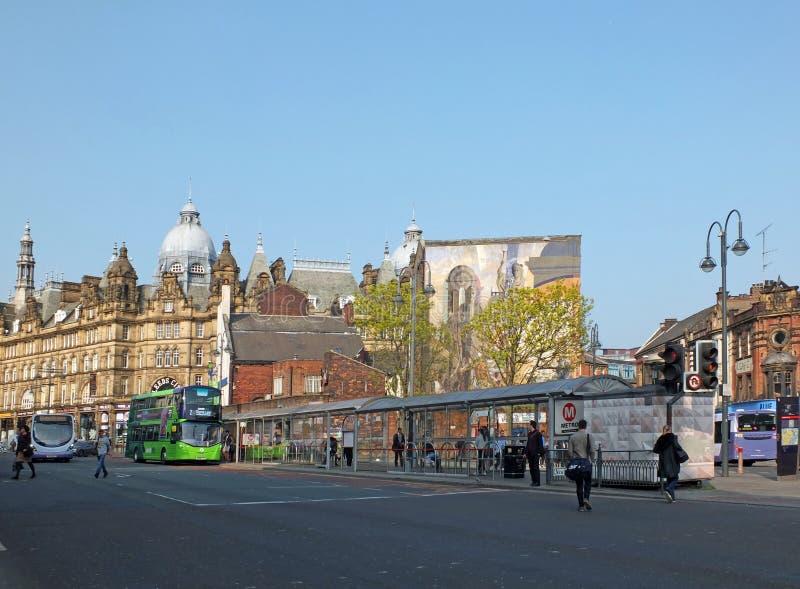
[695, 340, 719, 392]
[659, 343, 684, 392]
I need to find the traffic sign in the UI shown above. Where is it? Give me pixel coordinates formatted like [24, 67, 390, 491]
[683, 372, 703, 392]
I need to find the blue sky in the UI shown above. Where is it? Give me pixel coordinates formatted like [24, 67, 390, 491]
[1, 2, 798, 348]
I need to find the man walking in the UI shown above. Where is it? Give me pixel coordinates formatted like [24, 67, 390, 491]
[95, 430, 112, 479]
[525, 420, 545, 487]
[392, 427, 405, 468]
[568, 419, 595, 511]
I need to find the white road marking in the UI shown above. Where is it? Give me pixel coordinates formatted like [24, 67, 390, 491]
[147, 487, 503, 507]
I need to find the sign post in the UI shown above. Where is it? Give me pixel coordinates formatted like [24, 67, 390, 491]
[776, 397, 799, 480]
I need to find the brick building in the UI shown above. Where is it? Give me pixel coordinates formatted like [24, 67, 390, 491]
[637, 278, 799, 402]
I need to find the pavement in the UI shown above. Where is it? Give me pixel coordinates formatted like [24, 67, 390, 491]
[219, 459, 800, 509]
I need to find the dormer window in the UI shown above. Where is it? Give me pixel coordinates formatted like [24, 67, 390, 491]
[164, 301, 174, 313]
[190, 263, 205, 275]
[170, 262, 184, 273]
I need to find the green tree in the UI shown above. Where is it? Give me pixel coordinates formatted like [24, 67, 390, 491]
[353, 281, 440, 396]
[467, 281, 592, 386]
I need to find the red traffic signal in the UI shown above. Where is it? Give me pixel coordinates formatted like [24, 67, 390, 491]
[659, 343, 684, 391]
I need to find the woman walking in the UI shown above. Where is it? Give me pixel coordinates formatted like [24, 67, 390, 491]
[11, 424, 35, 480]
[653, 424, 685, 503]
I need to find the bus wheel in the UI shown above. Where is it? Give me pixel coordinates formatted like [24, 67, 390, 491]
[160, 448, 167, 465]
[133, 447, 143, 463]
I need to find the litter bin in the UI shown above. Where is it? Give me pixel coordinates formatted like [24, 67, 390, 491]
[503, 445, 526, 478]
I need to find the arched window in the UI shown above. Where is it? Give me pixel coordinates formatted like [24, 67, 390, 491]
[156, 350, 163, 368]
[84, 356, 90, 372]
[164, 349, 172, 367]
[190, 263, 205, 275]
[23, 365, 29, 380]
[172, 349, 179, 366]
[170, 262, 184, 273]
[92, 354, 99, 371]
[21, 391, 34, 410]
[447, 266, 478, 324]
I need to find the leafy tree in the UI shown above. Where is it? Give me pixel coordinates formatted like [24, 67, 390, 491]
[353, 281, 440, 396]
[467, 281, 592, 386]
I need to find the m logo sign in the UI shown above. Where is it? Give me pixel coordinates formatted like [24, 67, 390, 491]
[555, 399, 584, 435]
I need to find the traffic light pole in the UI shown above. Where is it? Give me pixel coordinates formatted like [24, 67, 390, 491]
[719, 225, 732, 478]
[701, 209, 749, 478]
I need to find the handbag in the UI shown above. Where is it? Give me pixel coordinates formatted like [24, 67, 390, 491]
[675, 445, 689, 464]
[565, 458, 587, 481]
[22, 447, 34, 458]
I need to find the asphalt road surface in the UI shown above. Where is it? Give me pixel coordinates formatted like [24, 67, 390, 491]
[0, 454, 797, 588]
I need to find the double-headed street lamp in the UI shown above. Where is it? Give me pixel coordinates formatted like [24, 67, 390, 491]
[590, 324, 601, 375]
[700, 209, 749, 477]
[394, 255, 435, 397]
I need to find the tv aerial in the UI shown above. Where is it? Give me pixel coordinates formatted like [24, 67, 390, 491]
[755, 224, 776, 274]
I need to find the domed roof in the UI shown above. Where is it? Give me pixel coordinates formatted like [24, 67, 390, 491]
[157, 197, 217, 264]
[108, 245, 137, 279]
[389, 215, 423, 271]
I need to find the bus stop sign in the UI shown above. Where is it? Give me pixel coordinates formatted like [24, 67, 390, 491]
[555, 399, 584, 435]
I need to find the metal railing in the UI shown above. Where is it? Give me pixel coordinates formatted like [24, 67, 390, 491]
[548, 448, 659, 488]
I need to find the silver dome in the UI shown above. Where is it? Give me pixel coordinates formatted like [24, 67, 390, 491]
[154, 197, 217, 288]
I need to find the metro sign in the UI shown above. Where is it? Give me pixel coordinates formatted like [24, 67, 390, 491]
[555, 399, 584, 434]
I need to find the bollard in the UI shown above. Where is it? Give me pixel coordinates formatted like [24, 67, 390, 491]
[737, 446, 744, 474]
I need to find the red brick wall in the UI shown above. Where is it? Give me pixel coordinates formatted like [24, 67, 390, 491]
[231, 354, 386, 406]
[256, 284, 308, 316]
[323, 352, 385, 399]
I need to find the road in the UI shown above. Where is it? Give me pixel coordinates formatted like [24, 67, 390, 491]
[0, 454, 798, 588]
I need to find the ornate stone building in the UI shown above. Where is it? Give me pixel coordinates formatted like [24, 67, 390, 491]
[0, 197, 369, 445]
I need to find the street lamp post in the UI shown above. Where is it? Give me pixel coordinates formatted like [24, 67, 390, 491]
[394, 256, 435, 397]
[590, 324, 601, 375]
[700, 209, 749, 477]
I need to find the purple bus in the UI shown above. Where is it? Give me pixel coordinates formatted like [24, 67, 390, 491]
[714, 400, 776, 465]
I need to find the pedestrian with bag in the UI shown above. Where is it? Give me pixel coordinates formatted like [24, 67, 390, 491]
[568, 419, 594, 511]
[525, 420, 545, 487]
[94, 429, 112, 479]
[653, 424, 687, 503]
[11, 424, 35, 480]
[392, 427, 406, 468]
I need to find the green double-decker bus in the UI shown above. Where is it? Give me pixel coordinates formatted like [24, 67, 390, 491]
[125, 385, 223, 464]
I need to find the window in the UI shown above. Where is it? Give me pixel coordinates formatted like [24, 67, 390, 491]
[737, 413, 776, 432]
[195, 348, 204, 366]
[122, 351, 129, 369]
[165, 322, 173, 339]
[23, 366, 28, 380]
[93, 354, 99, 370]
[173, 321, 180, 338]
[273, 377, 283, 396]
[196, 322, 205, 338]
[172, 349, 179, 366]
[304, 375, 322, 394]
[61, 384, 66, 404]
[84, 356, 90, 372]
[122, 325, 130, 340]
[71, 358, 78, 373]
[156, 350, 163, 368]
[106, 353, 112, 369]
[81, 383, 90, 403]
[194, 375, 203, 386]
[136, 377, 142, 395]
[21, 391, 34, 410]
[138, 352, 143, 368]
[156, 323, 164, 339]
[140, 325, 145, 340]
[190, 263, 205, 275]
[164, 301, 174, 313]
[108, 326, 113, 340]
[164, 349, 171, 367]
[170, 262, 184, 273]
[121, 377, 128, 396]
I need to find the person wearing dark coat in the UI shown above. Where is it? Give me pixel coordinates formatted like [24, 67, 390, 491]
[391, 427, 406, 468]
[653, 424, 685, 503]
[11, 424, 35, 480]
[525, 420, 545, 487]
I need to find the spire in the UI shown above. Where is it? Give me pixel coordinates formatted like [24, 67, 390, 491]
[384, 240, 390, 258]
[14, 221, 36, 317]
[245, 232, 272, 294]
[188, 176, 193, 203]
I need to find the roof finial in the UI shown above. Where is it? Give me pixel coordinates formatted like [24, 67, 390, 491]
[188, 176, 193, 203]
[411, 203, 416, 225]
[384, 240, 390, 257]
[256, 232, 264, 253]
[293, 240, 298, 263]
